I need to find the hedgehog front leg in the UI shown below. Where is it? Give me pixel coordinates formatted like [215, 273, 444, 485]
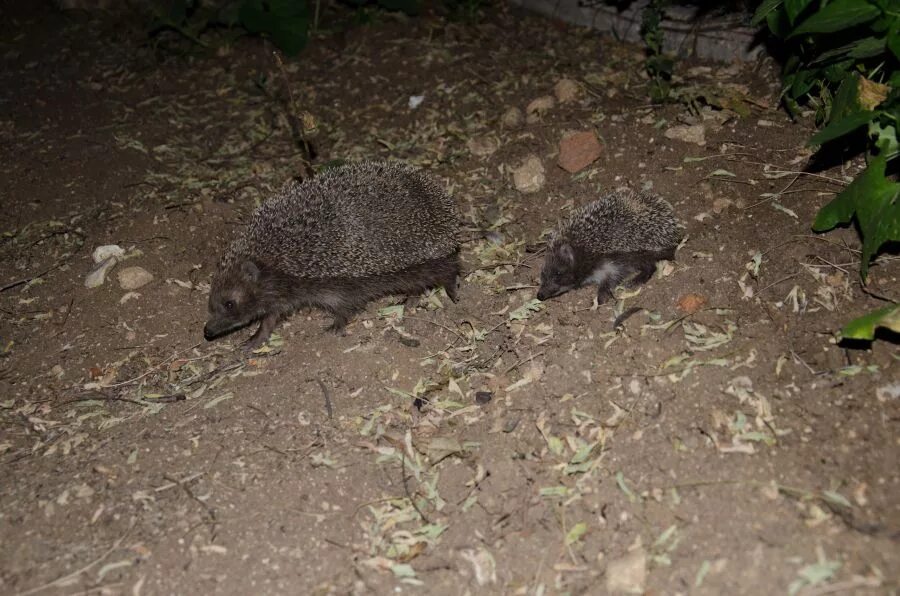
[443, 254, 462, 303]
[244, 312, 279, 350]
[596, 284, 615, 304]
[627, 251, 668, 289]
[444, 282, 459, 303]
[443, 272, 460, 302]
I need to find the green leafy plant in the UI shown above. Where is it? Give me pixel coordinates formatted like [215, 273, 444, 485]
[753, 0, 899, 343]
[641, 0, 674, 102]
[839, 303, 900, 340]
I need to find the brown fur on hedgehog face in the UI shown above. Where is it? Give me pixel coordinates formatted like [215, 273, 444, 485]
[204, 261, 268, 341]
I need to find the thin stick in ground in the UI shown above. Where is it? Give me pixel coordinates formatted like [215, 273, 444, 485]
[14, 530, 131, 596]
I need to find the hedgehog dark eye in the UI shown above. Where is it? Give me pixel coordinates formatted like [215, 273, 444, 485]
[224, 300, 236, 312]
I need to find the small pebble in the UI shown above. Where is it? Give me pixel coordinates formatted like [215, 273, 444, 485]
[553, 78, 580, 103]
[526, 95, 555, 115]
[511, 155, 545, 193]
[664, 124, 706, 146]
[500, 107, 523, 129]
[118, 266, 154, 290]
[466, 135, 500, 157]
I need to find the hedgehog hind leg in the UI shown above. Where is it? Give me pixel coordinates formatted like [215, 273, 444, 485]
[627, 250, 670, 288]
[326, 311, 352, 332]
[399, 253, 460, 303]
[628, 260, 658, 287]
[325, 300, 365, 333]
[307, 285, 366, 333]
[325, 301, 366, 333]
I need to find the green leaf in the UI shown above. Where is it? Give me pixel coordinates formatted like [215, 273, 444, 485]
[811, 37, 886, 65]
[540, 485, 571, 498]
[822, 490, 853, 509]
[509, 299, 544, 320]
[809, 110, 879, 145]
[789, 0, 880, 37]
[653, 524, 678, 548]
[766, 7, 792, 37]
[828, 74, 862, 122]
[847, 36, 887, 59]
[565, 522, 588, 545]
[788, 68, 820, 99]
[695, 560, 712, 588]
[823, 60, 855, 85]
[616, 471, 640, 503]
[891, 71, 900, 89]
[890, 19, 900, 60]
[784, 0, 812, 24]
[795, 73, 879, 145]
[752, 0, 783, 26]
[870, 119, 899, 159]
[840, 304, 900, 340]
[812, 156, 900, 278]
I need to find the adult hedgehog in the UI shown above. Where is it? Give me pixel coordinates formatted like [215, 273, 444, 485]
[204, 162, 461, 348]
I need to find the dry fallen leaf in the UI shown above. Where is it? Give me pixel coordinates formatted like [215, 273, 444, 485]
[858, 77, 888, 111]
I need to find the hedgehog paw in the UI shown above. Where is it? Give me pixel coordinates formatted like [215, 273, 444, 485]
[444, 280, 459, 303]
[596, 287, 614, 305]
[242, 336, 267, 352]
[243, 314, 277, 351]
[326, 316, 350, 334]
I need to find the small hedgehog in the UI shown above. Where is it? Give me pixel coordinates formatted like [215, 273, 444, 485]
[537, 189, 681, 303]
[204, 161, 461, 348]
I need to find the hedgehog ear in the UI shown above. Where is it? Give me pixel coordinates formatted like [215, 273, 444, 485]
[557, 243, 575, 267]
[240, 260, 260, 283]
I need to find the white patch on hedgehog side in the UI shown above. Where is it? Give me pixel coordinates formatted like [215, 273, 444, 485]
[312, 290, 346, 311]
[585, 261, 620, 286]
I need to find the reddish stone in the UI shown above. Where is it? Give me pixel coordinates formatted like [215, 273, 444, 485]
[676, 293, 707, 314]
[557, 131, 602, 173]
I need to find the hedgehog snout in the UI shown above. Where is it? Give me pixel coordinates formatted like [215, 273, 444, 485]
[203, 313, 242, 341]
[203, 320, 224, 341]
[537, 282, 562, 301]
